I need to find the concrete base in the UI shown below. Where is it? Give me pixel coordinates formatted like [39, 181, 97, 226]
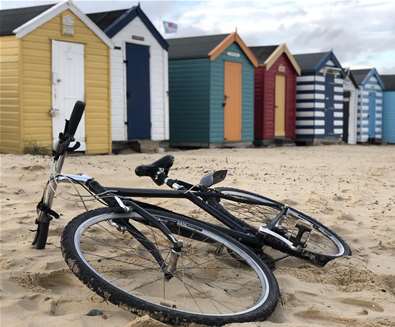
[254, 138, 295, 147]
[296, 137, 344, 146]
[170, 141, 253, 149]
[112, 140, 168, 154]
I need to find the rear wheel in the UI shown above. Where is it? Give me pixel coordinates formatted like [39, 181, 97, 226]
[61, 207, 279, 325]
[214, 187, 351, 266]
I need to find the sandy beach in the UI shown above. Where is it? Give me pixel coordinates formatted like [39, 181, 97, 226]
[1, 145, 395, 327]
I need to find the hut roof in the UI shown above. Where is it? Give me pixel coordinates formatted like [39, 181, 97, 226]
[381, 74, 395, 91]
[0, 4, 55, 36]
[168, 34, 229, 60]
[168, 32, 258, 66]
[294, 52, 330, 71]
[88, 5, 168, 49]
[250, 44, 301, 74]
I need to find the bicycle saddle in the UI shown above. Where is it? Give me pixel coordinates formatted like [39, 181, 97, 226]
[135, 155, 175, 180]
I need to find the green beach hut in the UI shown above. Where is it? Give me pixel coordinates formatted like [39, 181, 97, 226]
[168, 33, 258, 147]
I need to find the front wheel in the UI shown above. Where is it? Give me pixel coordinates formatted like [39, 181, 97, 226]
[61, 207, 279, 325]
[214, 187, 352, 266]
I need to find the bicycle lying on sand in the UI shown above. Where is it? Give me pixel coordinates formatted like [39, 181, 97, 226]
[33, 101, 351, 325]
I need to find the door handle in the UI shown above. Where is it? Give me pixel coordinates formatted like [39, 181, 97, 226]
[49, 108, 60, 117]
[223, 95, 228, 107]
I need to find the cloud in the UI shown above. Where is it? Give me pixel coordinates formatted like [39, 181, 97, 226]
[1, 0, 394, 73]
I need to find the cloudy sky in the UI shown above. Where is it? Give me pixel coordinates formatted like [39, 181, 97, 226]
[2, 0, 395, 73]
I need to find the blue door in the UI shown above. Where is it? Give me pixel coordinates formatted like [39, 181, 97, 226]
[368, 92, 376, 138]
[324, 74, 334, 136]
[126, 43, 151, 139]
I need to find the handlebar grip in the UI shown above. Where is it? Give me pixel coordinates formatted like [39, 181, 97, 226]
[66, 101, 85, 138]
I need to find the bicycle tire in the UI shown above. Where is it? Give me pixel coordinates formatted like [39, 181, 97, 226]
[61, 207, 279, 325]
[214, 187, 351, 266]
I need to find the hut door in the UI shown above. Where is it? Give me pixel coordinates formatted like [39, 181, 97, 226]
[224, 62, 242, 141]
[343, 91, 350, 142]
[368, 92, 376, 138]
[325, 74, 335, 136]
[275, 74, 286, 137]
[52, 40, 85, 150]
[126, 43, 151, 140]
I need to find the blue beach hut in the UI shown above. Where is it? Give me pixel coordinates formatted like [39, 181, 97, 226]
[351, 69, 384, 143]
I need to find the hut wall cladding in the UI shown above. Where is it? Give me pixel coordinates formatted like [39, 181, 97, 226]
[0, 36, 21, 153]
[169, 58, 211, 145]
[296, 61, 344, 139]
[21, 10, 110, 153]
[383, 91, 395, 143]
[110, 15, 169, 142]
[357, 75, 383, 142]
[255, 53, 296, 140]
[209, 43, 254, 143]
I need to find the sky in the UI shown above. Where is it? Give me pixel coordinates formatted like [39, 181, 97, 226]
[2, 0, 395, 73]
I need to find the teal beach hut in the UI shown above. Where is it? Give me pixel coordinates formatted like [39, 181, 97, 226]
[168, 33, 258, 147]
[381, 75, 395, 143]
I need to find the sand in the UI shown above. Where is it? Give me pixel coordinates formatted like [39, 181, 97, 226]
[1, 145, 394, 327]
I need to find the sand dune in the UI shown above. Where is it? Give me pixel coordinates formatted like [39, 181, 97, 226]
[1, 145, 395, 326]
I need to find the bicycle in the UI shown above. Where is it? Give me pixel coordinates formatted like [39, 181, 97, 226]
[33, 101, 351, 325]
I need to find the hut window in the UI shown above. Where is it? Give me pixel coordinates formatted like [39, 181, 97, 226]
[62, 15, 74, 36]
[278, 65, 286, 73]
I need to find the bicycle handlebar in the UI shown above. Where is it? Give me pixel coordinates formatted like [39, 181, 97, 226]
[65, 101, 85, 138]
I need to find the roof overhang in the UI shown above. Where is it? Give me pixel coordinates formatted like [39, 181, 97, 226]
[104, 5, 168, 50]
[13, 0, 112, 48]
[316, 51, 345, 77]
[208, 32, 258, 67]
[362, 68, 385, 89]
[262, 43, 301, 75]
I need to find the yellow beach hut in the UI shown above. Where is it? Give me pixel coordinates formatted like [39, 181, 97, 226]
[0, 1, 112, 154]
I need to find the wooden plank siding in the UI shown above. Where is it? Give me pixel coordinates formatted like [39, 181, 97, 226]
[169, 59, 210, 146]
[296, 73, 344, 141]
[0, 36, 22, 153]
[20, 10, 111, 154]
[383, 91, 395, 143]
[356, 73, 383, 142]
[209, 43, 254, 144]
[255, 53, 297, 141]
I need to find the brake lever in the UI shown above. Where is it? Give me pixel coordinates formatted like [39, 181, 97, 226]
[67, 141, 80, 153]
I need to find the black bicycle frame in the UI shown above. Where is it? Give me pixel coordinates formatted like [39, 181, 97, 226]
[84, 180, 266, 250]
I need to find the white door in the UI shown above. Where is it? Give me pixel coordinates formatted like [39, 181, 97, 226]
[52, 40, 85, 150]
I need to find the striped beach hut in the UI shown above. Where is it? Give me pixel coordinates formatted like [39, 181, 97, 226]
[381, 75, 395, 143]
[294, 51, 345, 144]
[249, 44, 301, 144]
[351, 69, 384, 143]
[88, 5, 169, 144]
[0, 1, 112, 154]
[168, 33, 258, 147]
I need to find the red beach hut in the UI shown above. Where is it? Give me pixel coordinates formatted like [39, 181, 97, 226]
[250, 44, 301, 144]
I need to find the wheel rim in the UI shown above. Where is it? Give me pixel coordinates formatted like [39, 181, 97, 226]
[73, 212, 271, 317]
[218, 190, 345, 257]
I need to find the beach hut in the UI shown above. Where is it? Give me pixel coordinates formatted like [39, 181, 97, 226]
[0, 1, 112, 154]
[249, 44, 301, 144]
[294, 51, 345, 144]
[351, 69, 384, 143]
[342, 69, 359, 144]
[381, 74, 395, 143]
[88, 5, 169, 144]
[168, 33, 258, 147]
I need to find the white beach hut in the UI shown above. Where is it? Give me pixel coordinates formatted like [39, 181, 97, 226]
[88, 5, 169, 145]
